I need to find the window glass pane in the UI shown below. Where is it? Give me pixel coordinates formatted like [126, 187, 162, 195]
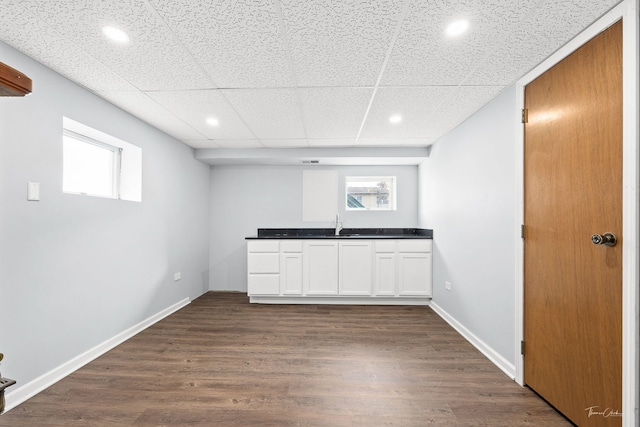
[345, 176, 396, 211]
[63, 135, 115, 198]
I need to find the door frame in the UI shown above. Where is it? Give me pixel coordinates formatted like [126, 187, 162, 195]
[513, 0, 639, 425]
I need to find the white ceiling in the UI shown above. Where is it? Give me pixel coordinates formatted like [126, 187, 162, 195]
[0, 0, 620, 150]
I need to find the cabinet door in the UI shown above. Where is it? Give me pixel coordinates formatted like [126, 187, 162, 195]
[398, 253, 432, 296]
[281, 252, 303, 295]
[339, 241, 372, 295]
[375, 253, 396, 296]
[304, 241, 338, 295]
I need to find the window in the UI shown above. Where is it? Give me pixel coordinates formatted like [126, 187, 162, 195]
[62, 117, 142, 202]
[345, 176, 396, 211]
[63, 130, 121, 198]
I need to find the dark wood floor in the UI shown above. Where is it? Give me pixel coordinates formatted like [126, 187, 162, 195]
[1, 292, 570, 426]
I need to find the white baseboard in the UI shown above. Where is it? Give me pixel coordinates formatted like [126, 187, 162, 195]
[4, 298, 190, 413]
[429, 301, 516, 380]
[249, 295, 431, 305]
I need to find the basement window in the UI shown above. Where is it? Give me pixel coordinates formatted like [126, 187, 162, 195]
[345, 176, 396, 211]
[62, 117, 142, 202]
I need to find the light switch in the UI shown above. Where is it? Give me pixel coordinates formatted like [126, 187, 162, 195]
[27, 182, 40, 201]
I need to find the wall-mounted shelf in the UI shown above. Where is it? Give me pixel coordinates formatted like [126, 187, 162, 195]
[0, 62, 32, 96]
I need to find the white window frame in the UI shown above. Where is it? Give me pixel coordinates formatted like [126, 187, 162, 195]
[62, 117, 142, 202]
[345, 176, 397, 211]
[63, 129, 122, 199]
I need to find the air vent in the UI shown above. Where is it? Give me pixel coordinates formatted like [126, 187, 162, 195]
[302, 160, 320, 164]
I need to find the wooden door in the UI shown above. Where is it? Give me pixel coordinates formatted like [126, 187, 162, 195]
[523, 20, 622, 426]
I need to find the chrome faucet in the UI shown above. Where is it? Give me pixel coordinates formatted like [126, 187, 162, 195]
[335, 213, 343, 235]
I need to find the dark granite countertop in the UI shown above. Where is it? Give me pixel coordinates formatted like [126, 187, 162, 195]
[246, 228, 433, 239]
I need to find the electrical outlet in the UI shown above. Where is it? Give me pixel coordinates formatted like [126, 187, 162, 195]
[174, 272, 181, 282]
[445, 281, 452, 291]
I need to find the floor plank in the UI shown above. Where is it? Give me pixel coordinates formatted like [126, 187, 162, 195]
[0, 292, 570, 426]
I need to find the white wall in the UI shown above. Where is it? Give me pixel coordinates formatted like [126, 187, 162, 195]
[209, 165, 419, 291]
[0, 42, 210, 402]
[419, 85, 518, 368]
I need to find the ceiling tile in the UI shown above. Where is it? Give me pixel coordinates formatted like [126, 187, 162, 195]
[15, 0, 212, 91]
[182, 140, 221, 149]
[298, 88, 373, 139]
[357, 137, 437, 147]
[360, 86, 456, 138]
[308, 139, 358, 147]
[214, 140, 265, 149]
[146, 90, 255, 140]
[1, 0, 136, 91]
[280, 0, 405, 86]
[147, 0, 292, 88]
[222, 89, 305, 139]
[425, 85, 505, 135]
[1, 0, 621, 152]
[382, 0, 540, 86]
[96, 90, 205, 140]
[469, 0, 622, 85]
[261, 139, 310, 148]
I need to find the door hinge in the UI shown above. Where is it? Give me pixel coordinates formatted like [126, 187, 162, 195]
[521, 108, 528, 123]
[521, 340, 525, 355]
[521, 224, 525, 239]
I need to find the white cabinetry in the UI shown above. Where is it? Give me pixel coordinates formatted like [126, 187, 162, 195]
[339, 241, 373, 295]
[280, 240, 303, 295]
[374, 240, 396, 296]
[247, 240, 280, 295]
[398, 240, 432, 296]
[248, 238, 432, 304]
[304, 241, 339, 295]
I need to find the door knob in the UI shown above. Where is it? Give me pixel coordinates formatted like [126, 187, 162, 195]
[591, 232, 617, 247]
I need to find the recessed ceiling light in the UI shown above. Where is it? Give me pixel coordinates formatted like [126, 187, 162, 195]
[102, 26, 130, 44]
[206, 117, 219, 127]
[389, 114, 403, 124]
[446, 19, 470, 37]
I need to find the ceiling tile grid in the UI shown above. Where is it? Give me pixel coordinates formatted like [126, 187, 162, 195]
[0, 0, 622, 151]
[147, 0, 293, 88]
[280, 0, 406, 87]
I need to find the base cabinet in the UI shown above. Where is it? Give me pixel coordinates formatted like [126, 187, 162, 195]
[398, 253, 432, 295]
[248, 238, 431, 303]
[374, 253, 397, 296]
[281, 252, 303, 295]
[339, 241, 372, 295]
[304, 241, 339, 295]
[247, 241, 280, 295]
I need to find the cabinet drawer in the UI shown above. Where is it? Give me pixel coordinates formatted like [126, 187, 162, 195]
[248, 253, 280, 273]
[280, 240, 303, 252]
[374, 240, 396, 253]
[247, 240, 279, 253]
[398, 240, 432, 253]
[248, 274, 280, 295]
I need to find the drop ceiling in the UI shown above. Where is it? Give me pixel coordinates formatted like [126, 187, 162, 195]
[0, 0, 620, 151]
